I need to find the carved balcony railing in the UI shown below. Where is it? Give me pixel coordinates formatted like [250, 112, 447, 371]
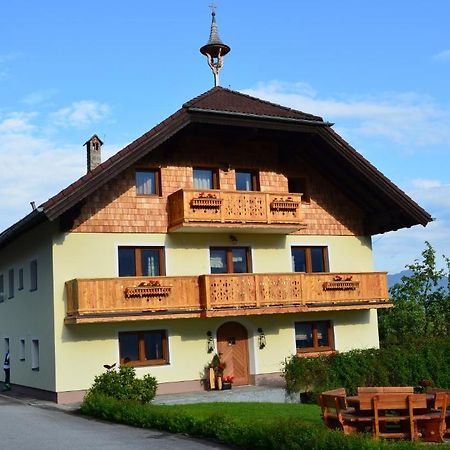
[167, 189, 303, 233]
[65, 276, 201, 323]
[65, 272, 389, 323]
[199, 272, 389, 314]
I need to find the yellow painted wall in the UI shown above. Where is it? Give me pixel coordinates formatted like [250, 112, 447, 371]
[52, 232, 377, 392]
[0, 222, 55, 391]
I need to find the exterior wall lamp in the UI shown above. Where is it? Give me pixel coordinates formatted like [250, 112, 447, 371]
[257, 328, 266, 349]
[206, 331, 215, 353]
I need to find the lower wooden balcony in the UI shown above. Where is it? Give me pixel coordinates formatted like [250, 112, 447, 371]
[65, 272, 390, 324]
[167, 189, 304, 233]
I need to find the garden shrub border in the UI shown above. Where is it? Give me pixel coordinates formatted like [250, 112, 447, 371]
[80, 393, 433, 450]
[282, 337, 450, 400]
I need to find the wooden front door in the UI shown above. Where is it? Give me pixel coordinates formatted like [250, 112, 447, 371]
[217, 321, 249, 385]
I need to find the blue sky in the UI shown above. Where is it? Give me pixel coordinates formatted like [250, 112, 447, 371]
[1, 1, 449, 273]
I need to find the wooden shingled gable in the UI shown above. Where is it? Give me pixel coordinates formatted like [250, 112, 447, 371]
[0, 87, 432, 248]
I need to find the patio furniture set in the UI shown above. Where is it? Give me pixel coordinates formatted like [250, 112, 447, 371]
[319, 387, 450, 443]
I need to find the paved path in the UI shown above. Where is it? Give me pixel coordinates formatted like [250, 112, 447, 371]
[154, 385, 296, 405]
[0, 395, 229, 450]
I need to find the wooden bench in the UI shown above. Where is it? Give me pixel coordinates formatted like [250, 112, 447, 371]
[426, 389, 450, 438]
[414, 392, 449, 442]
[357, 386, 414, 395]
[319, 388, 372, 434]
[372, 393, 427, 440]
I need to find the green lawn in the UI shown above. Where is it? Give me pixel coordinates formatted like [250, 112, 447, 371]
[157, 401, 324, 426]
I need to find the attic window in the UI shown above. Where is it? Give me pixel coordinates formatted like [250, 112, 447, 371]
[288, 177, 310, 203]
[136, 170, 161, 196]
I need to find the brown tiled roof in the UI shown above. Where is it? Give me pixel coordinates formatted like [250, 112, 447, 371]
[0, 86, 431, 249]
[184, 86, 323, 122]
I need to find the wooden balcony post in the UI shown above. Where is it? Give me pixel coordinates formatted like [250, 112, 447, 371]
[199, 275, 212, 310]
[254, 274, 261, 307]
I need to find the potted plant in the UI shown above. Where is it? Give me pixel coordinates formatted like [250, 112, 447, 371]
[205, 354, 227, 390]
[222, 375, 234, 390]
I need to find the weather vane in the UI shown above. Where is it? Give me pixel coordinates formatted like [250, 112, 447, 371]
[200, 4, 231, 87]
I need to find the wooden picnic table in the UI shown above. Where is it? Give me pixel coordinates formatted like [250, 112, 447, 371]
[320, 387, 449, 442]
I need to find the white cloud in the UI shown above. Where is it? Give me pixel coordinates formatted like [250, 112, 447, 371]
[0, 104, 119, 231]
[242, 81, 450, 147]
[374, 178, 450, 273]
[21, 89, 58, 106]
[433, 49, 450, 62]
[50, 100, 111, 128]
[0, 112, 37, 134]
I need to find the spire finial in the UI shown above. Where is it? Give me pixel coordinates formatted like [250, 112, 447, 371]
[209, 2, 217, 14]
[200, 5, 231, 87]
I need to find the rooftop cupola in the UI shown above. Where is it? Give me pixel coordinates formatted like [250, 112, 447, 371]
[84, 134, 103, 173]
[200, 5, 231, 87]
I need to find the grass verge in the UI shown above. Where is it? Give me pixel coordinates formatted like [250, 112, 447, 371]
[81, 393, 449, 449]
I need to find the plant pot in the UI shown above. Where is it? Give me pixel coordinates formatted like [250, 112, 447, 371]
[222, 382, 232, 390]
[299, 391, 313, 403]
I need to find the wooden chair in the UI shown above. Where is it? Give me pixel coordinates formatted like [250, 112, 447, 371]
[426, 389, 450, 437]
[412, 392, 448, 443]
[319, 389, 358, 434]
[372, 393, 427, 440]
[319, 388, 373, 434]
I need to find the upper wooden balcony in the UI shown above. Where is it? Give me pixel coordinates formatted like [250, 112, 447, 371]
[167, 189, 304, 233]
[65, 272, 390, 324]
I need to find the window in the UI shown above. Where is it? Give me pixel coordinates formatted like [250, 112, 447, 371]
[193, 168, 219, 190]
[210, 247, 251, 274]
[19, 338, 25, 361]
[18, 268, 24, 291]
[295, 320, 334, 353]
[235, 170, 259, 191]
[30, 259, 38, 291]
[118, 247, 165, 277]
[0, 274, 4, 302]
[119, 330, 169, 366]
[31, 339, 39, 370]
[291, 247, 328, 273]
[288, 177, 310, 203]
[8, 269, 14, 299]
[135, 170, 161, 196]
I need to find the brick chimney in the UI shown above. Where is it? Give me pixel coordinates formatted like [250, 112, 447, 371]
[84, 135, 103, 172]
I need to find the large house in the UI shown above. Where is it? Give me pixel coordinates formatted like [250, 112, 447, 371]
[0, 86, 431, 403]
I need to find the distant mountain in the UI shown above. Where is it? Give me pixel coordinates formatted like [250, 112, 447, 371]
[387, 270, 413, 288]
[387, 270, 448, 290]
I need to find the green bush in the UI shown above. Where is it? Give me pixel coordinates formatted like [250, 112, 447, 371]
[80, 393, 428, 449]
[86, 365, 157, 404]
[282, 337, 450, 399]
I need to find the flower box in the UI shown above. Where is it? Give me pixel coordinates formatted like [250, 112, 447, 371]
[222, 381, 232, 390]
[190, 197, 223, 209]
[322, 281, 359, 291]
[124, 285, 172, 299]
[270, 199, 300, 212]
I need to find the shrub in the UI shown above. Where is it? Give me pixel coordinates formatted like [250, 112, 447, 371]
[86, 365, 157, 404]
[282, 336, 450, 399]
